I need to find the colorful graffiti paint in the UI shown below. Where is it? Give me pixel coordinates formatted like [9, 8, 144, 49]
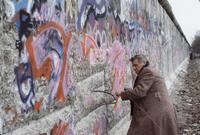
[14, 21, 72, 111]
[93, 116, 107, 135]
[108, 40, 126, 94]
[25, 22, 72, 102]
[14, 63, 35, 111]
[11, 0, 188, 113]
[50, 120, 74, 135]
[2, 0, 189, 133]
[11, 0, 74, 113]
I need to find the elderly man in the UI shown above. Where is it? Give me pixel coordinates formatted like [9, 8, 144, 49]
[116, 54, 178, 135]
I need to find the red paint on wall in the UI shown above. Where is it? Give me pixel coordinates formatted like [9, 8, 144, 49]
[25, 22, 72, 102]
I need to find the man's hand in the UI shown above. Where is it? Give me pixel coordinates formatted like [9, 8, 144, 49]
[115, 92, 121, 97]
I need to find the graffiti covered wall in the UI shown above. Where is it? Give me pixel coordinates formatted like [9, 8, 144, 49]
[0, 0, 189, 134]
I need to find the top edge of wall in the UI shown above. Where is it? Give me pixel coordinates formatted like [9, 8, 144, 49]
[158, 0, 191, 47]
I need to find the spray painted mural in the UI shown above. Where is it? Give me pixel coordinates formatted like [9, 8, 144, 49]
[11, 0, 74, 115]
[0, 0, 189, 134]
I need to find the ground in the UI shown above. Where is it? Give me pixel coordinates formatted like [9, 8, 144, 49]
[171, 59, 200, 134]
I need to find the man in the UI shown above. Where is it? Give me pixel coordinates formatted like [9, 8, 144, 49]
[116, 54, 178, 135]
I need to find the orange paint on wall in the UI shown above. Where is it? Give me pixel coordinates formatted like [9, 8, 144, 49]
[51, 121, 69, 135]
[25, 22, 72, 102]
[34, 97, 43, 112]
[79, 31, 97, 57]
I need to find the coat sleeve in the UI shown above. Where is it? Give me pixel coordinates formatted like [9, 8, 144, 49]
[121, 70, 155, 101]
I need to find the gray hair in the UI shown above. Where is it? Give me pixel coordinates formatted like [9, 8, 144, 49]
[129, 54, 150, 66]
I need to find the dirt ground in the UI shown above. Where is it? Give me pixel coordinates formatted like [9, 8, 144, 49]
[171, 59, 200, 135]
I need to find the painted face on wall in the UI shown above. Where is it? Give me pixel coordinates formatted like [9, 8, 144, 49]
[131, 59, 145, 74]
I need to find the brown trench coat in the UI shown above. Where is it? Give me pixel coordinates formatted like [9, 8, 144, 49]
[121, 67, 178, 135]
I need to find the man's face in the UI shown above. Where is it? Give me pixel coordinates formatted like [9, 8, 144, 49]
[131, 59, 145, 74]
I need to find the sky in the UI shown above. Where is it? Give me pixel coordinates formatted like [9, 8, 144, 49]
[168, 0, 200, 44]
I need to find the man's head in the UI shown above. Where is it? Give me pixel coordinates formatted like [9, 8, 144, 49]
[129, 54, 149, 74]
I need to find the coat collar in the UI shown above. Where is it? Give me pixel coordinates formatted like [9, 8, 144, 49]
[134, 65, 148, 87]
[137, 64, 148, 76]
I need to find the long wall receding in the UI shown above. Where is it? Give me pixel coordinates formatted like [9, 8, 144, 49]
[0, 0, 189, 134]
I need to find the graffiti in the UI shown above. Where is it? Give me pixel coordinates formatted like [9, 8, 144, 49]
[13, 20, 72, 113]
[77, 0, 151, 47]
[14, 63, 35, 110]
[11, 0, 68, 56]
[34, 97, 44, 112]
[50, 120, 74, 135]
[77, 1, 129, 110]
[15, 10, 34, 56]
[9, 0, 75, 114]
[107, 40, 126, 110]
[93, 116, 107, 135]
[74, 20, 108, 64]
[54, 0, 63, 11]
[25, 22, 72, 102]
[77, 0, 106, 31]
[4, 0, 189, 133]
[31, 0, 47, 14]
[79, 31, 97, 58]
[108, 40, 126, 95]
[12, 0, 30, 12]
[64, 0, 75, 23]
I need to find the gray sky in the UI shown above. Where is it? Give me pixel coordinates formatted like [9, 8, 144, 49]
[168, 0, 200, 44]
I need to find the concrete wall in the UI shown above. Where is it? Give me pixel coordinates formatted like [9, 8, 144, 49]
[0, 0, 189, 134]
